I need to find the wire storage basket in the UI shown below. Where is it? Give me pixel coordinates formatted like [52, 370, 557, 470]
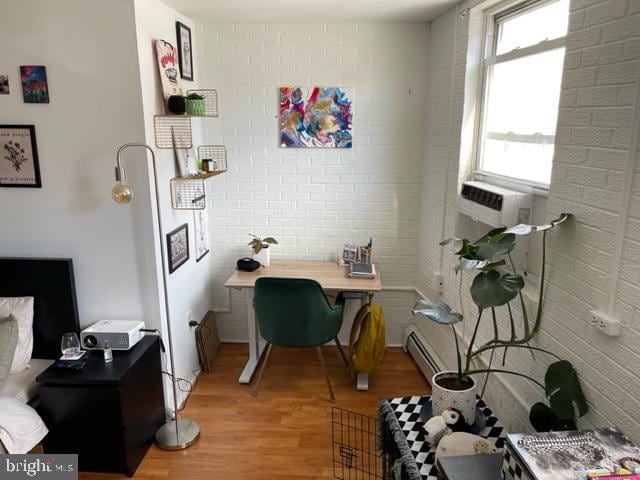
[154, 115, 193, 149]
[332, 408, 389, 480]
[197, 145, 228, 174]
[170, 177, 206, 210]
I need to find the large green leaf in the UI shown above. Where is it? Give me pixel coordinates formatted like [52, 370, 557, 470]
[473, 229, 516, 261]
[455, 239, 479, 258]
[470, 270, 524, 310]
[412, 299, 463, 325]
[454, 258, 506, 273]
[545, 360, 589, 420]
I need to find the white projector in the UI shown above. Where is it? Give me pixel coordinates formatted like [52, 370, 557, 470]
[80, 320, 145, 351]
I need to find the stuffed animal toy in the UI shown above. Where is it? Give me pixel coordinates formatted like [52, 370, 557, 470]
[444, 407, 470, 433]
[435, 432, 496, 461]
[423, 407, 466, 446]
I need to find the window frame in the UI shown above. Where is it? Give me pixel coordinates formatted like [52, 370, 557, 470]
[474, 0, 568, 191]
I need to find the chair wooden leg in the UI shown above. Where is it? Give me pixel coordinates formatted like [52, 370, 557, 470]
[316, 346, 336, 403]
[334, 337, 349, 367]
[251, 343, 273, 397]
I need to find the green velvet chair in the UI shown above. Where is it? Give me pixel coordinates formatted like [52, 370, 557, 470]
[251, 277, 349, 403]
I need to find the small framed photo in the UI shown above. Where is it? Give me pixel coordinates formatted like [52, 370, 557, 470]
[167, 223, 189, 273]
[176, 22, 193, 81]
[20, 66, 49, 103]
[0, 125, 42, 188]
[0, 74, 9, 95]
[341, 244, 358, 266]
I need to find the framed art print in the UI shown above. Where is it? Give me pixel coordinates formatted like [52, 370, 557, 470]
[0, 74, 9, 95]
[167, 223, 189, 273]
[0, 125, 42, 188]
[176, 22, 193, 81]
[194, 208, 209, 262]
[279, 87, 352, 148]
[20, 66, 49, 103]
[154, 39, 182, 113]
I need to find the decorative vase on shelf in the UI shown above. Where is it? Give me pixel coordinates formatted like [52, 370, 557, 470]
[186, 98, 205, 116]
[252, 246, 270, 267]
[431, 371, 477, 425]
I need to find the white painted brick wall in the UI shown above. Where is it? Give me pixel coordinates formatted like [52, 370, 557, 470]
[417, 0, 640, 441]
[196, 23, 429, 345]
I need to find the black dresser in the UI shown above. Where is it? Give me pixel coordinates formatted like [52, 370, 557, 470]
[36, 336, 165, 477]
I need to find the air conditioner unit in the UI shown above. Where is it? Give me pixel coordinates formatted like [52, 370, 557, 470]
[459, 181, 533, 227]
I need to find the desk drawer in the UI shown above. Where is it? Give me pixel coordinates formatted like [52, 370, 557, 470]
[39, 385, 122, 428]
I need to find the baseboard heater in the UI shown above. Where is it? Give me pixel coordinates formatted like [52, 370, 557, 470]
[404, 325, 441, 383]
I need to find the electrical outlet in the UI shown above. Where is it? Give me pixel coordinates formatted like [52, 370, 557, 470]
[434, 272, 444, 294]
[589, 310, 621, 336]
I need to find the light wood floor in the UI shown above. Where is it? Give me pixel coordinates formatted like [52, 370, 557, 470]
[80, 343, 429, 480]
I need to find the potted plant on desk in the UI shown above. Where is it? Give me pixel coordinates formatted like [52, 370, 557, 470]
[412, 213, 589, 431]
[249, 234, 278, 267]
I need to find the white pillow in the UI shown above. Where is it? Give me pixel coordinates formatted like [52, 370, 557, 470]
[0, 297, 34, 373]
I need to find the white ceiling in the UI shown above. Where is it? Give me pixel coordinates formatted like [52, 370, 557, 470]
[163, 0, 459, 23]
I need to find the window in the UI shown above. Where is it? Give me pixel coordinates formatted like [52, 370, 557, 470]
[477, 0, 570, 187]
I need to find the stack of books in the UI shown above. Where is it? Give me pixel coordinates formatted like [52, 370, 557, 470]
[349, 262, 376, 279]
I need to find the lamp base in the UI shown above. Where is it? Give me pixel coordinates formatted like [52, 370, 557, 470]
[155, 418, 200, 450]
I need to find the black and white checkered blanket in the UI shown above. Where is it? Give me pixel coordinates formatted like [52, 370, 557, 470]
[379, 396, 507, 480]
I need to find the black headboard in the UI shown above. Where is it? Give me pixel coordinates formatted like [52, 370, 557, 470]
[0, 258, 80, 360]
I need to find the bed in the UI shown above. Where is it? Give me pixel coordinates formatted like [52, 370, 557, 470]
[0, 257, 81, 452]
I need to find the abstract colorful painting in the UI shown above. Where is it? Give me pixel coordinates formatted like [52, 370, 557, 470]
[20, 66, 49, 103]
[279, 87, 352, 148]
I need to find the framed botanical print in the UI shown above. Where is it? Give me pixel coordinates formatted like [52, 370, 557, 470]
[167, 223, 189, 273]
[0, 125, 42, 188]
[194, 208, 210, 262]
[176, 21, 193, 81]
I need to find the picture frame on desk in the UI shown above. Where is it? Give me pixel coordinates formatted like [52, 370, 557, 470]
[341, 244, 357, 266]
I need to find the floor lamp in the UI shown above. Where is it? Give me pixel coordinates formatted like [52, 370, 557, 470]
[112, 143, 200, 450]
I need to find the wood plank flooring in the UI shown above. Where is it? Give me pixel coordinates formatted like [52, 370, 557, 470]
[80, 343, 429, 480]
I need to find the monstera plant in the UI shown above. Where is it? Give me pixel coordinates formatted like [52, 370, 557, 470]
[413, 213, 589, 431]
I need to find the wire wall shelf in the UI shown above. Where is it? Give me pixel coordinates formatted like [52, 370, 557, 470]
[332, 408, 388, 480]
[187, 89, 219, 117]
[170, 177, 206, 210]
[197, 145, 228, 174]
[154, 115, 193, 149]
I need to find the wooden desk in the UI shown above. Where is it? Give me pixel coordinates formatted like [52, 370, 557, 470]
[224, 260, 381, 389]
